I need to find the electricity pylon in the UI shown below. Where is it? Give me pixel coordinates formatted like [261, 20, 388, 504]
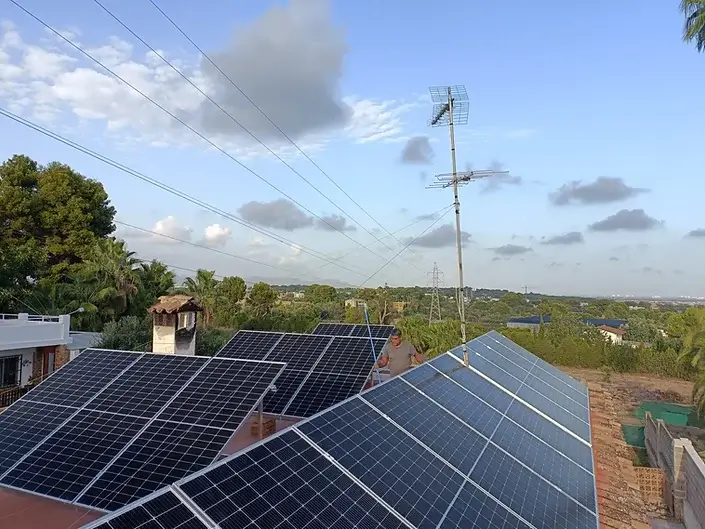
[426, 84, 511, 367]
[428, 262, 443, 324]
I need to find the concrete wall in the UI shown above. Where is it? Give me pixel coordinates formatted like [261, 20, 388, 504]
[0, 348, 34, 386]
[645, 412, 705, 529]
[0, 313, 72, 352]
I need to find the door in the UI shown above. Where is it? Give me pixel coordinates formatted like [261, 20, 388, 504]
[0, 356, 20, 387]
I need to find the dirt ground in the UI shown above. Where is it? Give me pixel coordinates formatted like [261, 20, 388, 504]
[561, 367, 694, 423]
[561, 368, 705, 457]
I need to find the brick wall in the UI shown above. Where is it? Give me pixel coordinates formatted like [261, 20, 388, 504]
[54, 345, 70, 370]
[645, 412, 705, 529]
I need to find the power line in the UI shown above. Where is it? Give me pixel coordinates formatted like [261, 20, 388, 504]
[310, 204, 453, 274]
[0, 107, 371, 277]
[8, 1, 397, 268]
[91, 0, 424, 273]
[355, 209, 452, 289]
[115, 220, 307, 277]
[145, 0, 429, 265]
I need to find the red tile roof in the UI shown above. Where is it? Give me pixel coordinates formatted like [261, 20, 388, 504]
[0, 487, 102, 529]
[598, 325, 627, 336]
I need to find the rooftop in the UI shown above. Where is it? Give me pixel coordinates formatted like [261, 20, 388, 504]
[598, 325, 628, 336]
[147, 295, 202, 314]
[0, 312, 73, 351]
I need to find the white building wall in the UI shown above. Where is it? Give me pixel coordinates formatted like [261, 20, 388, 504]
[0, 313, 72, 351]
[0, 348, 35, 386]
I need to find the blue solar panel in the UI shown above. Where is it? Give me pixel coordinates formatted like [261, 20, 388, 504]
[81, 332, 598, 529]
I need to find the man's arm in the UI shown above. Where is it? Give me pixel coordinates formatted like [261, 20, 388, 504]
[408, 342, 426, 364]
[376, 345, 389, 368]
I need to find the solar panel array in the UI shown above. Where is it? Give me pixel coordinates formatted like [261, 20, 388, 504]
[312, 322, 395, 339]
[0, 349, 285, 512]
[84, 330, 598, 529]
[216, 330, 387, 418]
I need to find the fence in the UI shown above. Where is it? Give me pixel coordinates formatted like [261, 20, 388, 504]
[645, 412, 705, 529]
[0, 385, 30, 408]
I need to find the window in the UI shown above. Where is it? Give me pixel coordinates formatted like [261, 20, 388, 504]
[0, 356, 20, 387]
[177, 311, 195, 330]
[46, 352, 56, 375]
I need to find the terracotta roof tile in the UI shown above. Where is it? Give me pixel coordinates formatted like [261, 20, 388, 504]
[147, 294, 202, 314]
[589, 384, 649, 528]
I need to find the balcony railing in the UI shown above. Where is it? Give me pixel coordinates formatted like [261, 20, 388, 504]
[0, 385, 30, 408]
[0, 312, 71, 351]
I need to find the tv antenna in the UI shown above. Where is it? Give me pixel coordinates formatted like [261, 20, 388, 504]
[426, 84, 509, 367]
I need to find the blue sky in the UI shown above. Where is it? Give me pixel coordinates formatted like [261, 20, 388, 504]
[1, 0, 704, 297]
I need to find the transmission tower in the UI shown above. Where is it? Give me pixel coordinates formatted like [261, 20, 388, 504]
[428, 262, 444, 324]
[426, 84, 512, 367]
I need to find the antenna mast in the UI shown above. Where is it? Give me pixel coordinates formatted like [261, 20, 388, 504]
[427, 84, 510, 367]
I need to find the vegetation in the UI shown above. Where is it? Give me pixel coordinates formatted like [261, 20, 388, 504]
[681, 0, 705, 52]
[2, 154, 705, 410]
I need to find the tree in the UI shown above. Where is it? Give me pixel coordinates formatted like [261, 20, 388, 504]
[248, 282, 277, 317]
[96, 315, 152, 351]
[129, 261, 176, 317]
[304, 284, 337, 304]
[357, 287, 391, 324]
[681, 0, 705, 52]
[214, 276, 247, 327]
[0, 155, 116, 284]
[80, 238, 140, 318]
[183, 269, 219, 326]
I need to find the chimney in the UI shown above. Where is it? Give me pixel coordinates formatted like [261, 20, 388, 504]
[147, 295, 202, 355]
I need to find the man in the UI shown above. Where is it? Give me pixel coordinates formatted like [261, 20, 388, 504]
[376, 328, 426, 378]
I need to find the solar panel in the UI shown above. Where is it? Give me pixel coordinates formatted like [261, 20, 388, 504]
[215, 330, 284, 360]
[85, 355, 209, 418]
[86, 489, 209, 529]
[283, 372, 370, 418]
[349, 324, 395, 339]
[262, 369, 309, 415]
[311, 322, 354, 336]
[77, 420, 234, 511]
[450, 335, 592, 442]
[22, 349, 141, 408]
[1, 410, 148, 500]
[0, 401, 75, 475]
[0, 349, 286, 512]
[218, 332, 381, 419]
[157, 359, 285, 429]
[313, 336, 385, 375]
[298, 398, 466, 529]
[264, 334, 331, 371]
[177, 431, 408, 529]
[82, 332, 598, 529]
[311, 322, 395, 339]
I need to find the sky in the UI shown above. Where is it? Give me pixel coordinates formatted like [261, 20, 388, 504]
[1, 0, 704, 298]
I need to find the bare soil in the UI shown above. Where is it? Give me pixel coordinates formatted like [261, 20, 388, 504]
[561, 368, 693, 423]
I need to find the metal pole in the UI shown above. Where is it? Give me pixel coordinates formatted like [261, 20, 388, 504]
[447, 87, 469, 367]
[258, 400, 264, 440]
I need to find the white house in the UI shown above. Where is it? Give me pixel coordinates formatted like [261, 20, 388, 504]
[598, 325, 627, 345]
[0, 313, 74, 389]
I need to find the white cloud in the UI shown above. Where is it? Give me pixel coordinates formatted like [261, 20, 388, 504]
[152, 216, 193, 241]
[0, 15, 415, 155]
[202, 223, 232, 247]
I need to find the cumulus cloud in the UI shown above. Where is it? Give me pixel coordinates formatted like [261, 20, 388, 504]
[407, 224, 470, 248]
[493, 244, 532, 257]
[202, 224, 232, 247]
[236, 199, 355, 232]
[400, 136, 433, 164]
[119, 216, 192, 244]
[686, 228, 705, 238]
[588, 209, 663, 232]
[540, 231, 584, 246]
[550, 177, 648, 206]
[0, 8, 417, 154]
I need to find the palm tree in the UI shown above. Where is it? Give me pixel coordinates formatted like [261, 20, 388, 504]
[681, 0, 705, 52]
[676, 308, 705, 415]
[81, 238, 141, 317]
[183, 269, 219, 326]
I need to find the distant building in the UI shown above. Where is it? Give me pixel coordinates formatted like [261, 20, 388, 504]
[292, 292, 305, 299]
[148, 295, 202, 356]
[506, 315, 627, 333]
[598, 325, 626, 344]
[391, 301, 406, 313]
[345, 298, 365, 309]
